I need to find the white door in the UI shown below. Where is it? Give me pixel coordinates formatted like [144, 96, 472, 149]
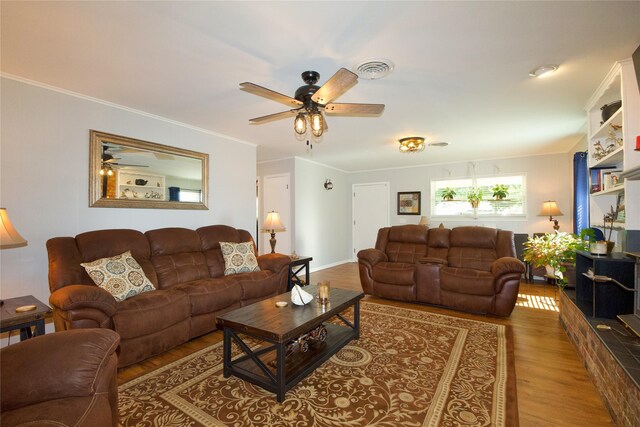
[261, 174, 291, 256]
[352, 182, 390, 261]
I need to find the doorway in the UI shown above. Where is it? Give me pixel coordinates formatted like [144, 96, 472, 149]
[260, 173, 291, 256]
[352, 182, 390, 260]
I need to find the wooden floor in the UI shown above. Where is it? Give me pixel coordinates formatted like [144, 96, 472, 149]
[118, 263, 613, 427]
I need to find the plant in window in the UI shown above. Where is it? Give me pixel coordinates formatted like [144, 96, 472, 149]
[523, 232, 588, 288]
[467, 188, 483, 208]
[441, 187, 456, 201]
[492, 184, 509, 200]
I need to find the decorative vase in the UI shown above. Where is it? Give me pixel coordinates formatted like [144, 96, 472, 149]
[590, 241, 607, 255]
[470, 200, 479, 209]
[606, 241, 615, 254]
[544, 265, 563, 280]
[291, 285, 313, 306]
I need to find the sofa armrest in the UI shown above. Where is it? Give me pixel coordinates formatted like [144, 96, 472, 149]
[357, 248, 388, 266]
[0, 329, 120, 412]
[257, 253, 291, 274]
[49, 285, 118, 330]
[490, 257, 525, 277]
[418, 257, 448, 265]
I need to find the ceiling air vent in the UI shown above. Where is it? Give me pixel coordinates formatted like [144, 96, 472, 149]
[353, 59, 394, 80]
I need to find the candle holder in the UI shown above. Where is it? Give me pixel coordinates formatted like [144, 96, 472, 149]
[317, 281, 330, 305]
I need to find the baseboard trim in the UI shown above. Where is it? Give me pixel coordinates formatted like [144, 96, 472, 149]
[309, 259, 352, 273]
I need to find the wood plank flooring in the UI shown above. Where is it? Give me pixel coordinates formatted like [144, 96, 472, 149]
[118, 262, 614, 426]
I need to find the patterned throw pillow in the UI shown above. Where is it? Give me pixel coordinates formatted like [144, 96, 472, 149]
[81, 250, 155, 301]
[220, 241, 261, 275]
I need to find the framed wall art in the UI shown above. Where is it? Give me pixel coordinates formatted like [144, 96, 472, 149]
[397, 191, 421, 215]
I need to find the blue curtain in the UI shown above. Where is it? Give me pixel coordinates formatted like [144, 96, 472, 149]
[573, 152, 589, 234]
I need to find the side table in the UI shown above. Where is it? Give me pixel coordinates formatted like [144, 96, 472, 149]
[1, 295, 52, 341]
[289, 256, 313, 290]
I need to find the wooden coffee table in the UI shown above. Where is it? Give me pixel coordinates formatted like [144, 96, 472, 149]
[216, 285, 364, 402]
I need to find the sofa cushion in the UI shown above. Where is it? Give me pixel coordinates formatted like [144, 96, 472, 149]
[174, 278, 243, 315]
[440, 267, 496, 296]
[220, 241, 260, 275]
[198, 225, 256, 278]
[372, 262, 415, 285]
[81, 251, 155, 301]
[235, 270, 281, 302]
[113, 289, 190, 339]
[448, 247, 497, 271]
[385, 242, 428, 264]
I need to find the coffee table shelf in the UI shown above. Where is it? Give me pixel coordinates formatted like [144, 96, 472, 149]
[217, 286, 363, 402]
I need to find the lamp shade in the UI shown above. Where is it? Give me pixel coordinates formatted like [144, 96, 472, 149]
[0, 208, 27, 249]
[263, 211, 286, 232]
[538, 200, 564, 217]
[418, 216, 428, 226]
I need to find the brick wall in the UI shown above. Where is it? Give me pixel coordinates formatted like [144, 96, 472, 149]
[560, 291, 640, 426]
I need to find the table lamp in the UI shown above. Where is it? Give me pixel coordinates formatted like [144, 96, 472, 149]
[1, 208, 28, 306]
[263, 211, 286, 254]
[538, 200, 564, 232]
[418, 216, 428, 226]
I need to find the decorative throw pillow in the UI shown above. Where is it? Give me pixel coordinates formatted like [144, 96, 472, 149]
[220, 241, 261, 275]
[81, 250, 155, 302]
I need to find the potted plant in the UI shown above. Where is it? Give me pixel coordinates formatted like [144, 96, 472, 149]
[523, 232, 589, 288]
[467, 188, 482, 208]
[441, 187, 456, 201]
[492, 184, 509, 200]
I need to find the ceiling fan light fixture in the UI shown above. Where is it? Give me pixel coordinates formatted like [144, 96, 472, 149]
[310, 112, 324, 137]
[294, 112, 307, 135]
[399, 137, 425, 153]
[529, 64, 558, 78]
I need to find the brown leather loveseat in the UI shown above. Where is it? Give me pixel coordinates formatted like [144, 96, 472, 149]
[47, 225, 290, 367]
[357, 225, 525, 316]
[1, 329, 120, 427]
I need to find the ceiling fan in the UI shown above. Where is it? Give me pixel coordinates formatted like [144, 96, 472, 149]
[100, 147, 148, 176]
[240, 68, 384, 138]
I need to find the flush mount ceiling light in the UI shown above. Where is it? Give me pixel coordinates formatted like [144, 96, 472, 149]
[399, 137, 426, 153]
[529, 64, 558, 78]
[354, 59, 395, 80]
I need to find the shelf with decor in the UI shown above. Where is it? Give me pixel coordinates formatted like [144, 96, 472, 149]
[585, 58, 640, 247]
[116, 170, 166, 200]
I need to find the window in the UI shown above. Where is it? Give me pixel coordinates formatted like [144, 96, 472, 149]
[178, 189, 202, 203]
[431, 174, 526, 217]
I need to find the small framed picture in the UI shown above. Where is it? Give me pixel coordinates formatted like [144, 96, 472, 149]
[397, 191, 421, 215]
[615, 192, 625, 222]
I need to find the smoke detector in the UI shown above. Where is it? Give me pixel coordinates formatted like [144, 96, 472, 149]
[354, 59, 394, 80]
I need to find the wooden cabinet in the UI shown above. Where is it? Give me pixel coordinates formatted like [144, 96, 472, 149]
[586, 59, 640, 249]
[116, 170, 166, 201]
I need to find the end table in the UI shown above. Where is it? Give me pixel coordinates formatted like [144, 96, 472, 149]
[1, 295, 52, 341]
[289, 256, 313, 290]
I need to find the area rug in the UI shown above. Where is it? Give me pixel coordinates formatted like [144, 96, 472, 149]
[118, 301, 518, 426]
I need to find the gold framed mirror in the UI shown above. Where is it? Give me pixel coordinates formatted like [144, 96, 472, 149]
[89, 130, 209, 209]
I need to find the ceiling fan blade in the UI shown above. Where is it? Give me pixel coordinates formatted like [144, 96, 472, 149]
[311, 68, 358, 105]
[324, 103, 385, 115]
[249, 109, 300, 124]
[106, 162, 149, 168]
[240, 82, 303, 107]
[154, 152, 174, 160]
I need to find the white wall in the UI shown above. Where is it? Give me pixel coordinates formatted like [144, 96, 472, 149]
[347, 153, 573, 240]
[0, 78, 257, 313]
[257, 158, 295, 253]
[293, 158, 351, 270]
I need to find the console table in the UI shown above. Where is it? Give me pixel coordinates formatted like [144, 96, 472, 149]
[575, 251, 636, 318]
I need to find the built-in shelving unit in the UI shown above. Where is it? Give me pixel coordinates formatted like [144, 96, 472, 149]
[585, 59, 640, 249]
[116, 170, 166, 201]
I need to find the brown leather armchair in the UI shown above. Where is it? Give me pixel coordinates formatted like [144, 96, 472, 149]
[1, 329, 120, 427]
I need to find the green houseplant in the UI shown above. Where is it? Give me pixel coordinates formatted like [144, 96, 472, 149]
[523, 232, 588, 288]
[492, 184, 509, 200]
[467, 188, 482, 208]
[441, 187, 456, 201]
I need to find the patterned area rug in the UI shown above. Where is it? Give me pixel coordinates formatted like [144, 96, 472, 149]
[118, 301, 518, 426]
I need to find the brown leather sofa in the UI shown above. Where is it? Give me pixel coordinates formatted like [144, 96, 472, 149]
[1, 329, 120, 427]
[47, 225, 290, 367]
[358, 225, 525, 316]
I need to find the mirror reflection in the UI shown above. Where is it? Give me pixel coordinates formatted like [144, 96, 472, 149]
[90, 130, 209, 209]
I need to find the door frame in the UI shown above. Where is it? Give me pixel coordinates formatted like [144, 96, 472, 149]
[259, 173, 291, 256]
[352, 182, 390, 261]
